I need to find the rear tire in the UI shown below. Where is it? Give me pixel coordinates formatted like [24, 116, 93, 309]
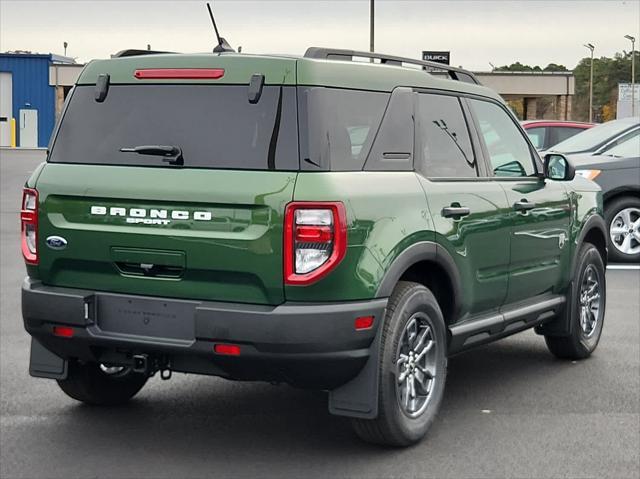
[57, 361, 148, 406]
[545, 243, 606, 360]
[351, 281, 447, 447]
[604, 196, 640, 263]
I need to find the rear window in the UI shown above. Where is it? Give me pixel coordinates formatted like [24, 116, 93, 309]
[550, 126, 583, 146]
[49, 85, 299, 170]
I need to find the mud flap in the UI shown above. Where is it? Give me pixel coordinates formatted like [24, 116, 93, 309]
[328, 321, 383, 419]
[29, 338, 68, 379]
[535, 280, 574, 337]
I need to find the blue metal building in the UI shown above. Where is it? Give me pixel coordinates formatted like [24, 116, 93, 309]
[0, 53, 76, 148]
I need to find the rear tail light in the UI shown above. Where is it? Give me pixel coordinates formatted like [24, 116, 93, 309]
[284, 202, 347, 285]
[21, 188, 38, 264]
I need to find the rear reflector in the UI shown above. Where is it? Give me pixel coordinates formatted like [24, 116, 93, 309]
[214, 343, 241, 356]
[134, 68, 225, 80]
[52, 326, 74, 338]
[355, 316, 374, 330]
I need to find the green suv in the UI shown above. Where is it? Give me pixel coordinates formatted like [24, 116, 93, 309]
[22, 48, 608, 446]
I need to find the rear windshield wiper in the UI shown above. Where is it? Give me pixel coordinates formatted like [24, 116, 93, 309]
[120, 145, 183, 166]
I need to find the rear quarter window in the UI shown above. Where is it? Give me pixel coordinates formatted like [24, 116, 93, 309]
[298, 87, 389, 171]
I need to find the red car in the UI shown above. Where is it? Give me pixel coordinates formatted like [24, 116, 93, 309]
[521, 120, 595, 150]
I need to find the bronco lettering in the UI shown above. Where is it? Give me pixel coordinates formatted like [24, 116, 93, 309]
[90, 205, 213, 224]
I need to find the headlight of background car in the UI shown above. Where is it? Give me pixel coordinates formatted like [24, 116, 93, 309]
[576, 169, 602, 180]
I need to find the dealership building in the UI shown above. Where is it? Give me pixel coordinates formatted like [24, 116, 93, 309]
[0, 52, 82, 148]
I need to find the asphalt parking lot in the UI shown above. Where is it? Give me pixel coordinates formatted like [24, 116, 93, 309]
[1, 149, 639, 479]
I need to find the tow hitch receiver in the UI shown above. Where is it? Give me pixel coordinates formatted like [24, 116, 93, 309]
[132, 354, 150, 374]
[132, 354, 172, 379]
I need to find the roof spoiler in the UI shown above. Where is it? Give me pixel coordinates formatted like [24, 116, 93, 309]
[304, 47, 480, 85]
[112, 49, 176, 58]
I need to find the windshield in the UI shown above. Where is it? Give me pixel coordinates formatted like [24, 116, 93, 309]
[49, 84, 299, 170]
[551, 119, 639, 154]
[600, 129, 640, 158]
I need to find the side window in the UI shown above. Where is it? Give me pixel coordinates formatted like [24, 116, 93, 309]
[469, 99, 537, 177]
[525, 127, 546, 150]
[600, 129, 640, 157]
[416, 93, 477, 178]
[550, 126, 582, 146]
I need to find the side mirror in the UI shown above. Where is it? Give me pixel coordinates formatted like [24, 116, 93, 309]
[544, 153, 575, 181]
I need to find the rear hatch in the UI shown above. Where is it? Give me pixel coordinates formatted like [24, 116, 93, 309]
[34, 54, 299, 305]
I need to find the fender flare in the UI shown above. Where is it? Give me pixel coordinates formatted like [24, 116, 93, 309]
[572, 214, 607, 272]
[375, 241, 463, 319]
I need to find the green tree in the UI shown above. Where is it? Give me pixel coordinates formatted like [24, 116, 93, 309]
[573, 51, 639, 121]
[543, 63, 568, 72]
[495, 62, 567, 72]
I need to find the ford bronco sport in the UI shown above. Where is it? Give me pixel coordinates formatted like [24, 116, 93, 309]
[22, 47, 607, 446]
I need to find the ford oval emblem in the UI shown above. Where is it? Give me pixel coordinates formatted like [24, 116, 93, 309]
[46, 236, 68, 250]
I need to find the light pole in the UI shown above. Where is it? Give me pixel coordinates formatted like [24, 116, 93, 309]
[369, 0, 374, 53]
[624, 35, 636, 116]
[584, 43, 595, 122]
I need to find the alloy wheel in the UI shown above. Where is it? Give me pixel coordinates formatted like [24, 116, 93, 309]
[609, 207, 640, 256]
[579, 264, 602, 338]
[395, 313, 438, 418]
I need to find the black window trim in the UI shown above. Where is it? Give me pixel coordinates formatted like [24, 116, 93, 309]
[363, 86, 415, 172]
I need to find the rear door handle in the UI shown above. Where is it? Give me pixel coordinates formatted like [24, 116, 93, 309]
[513, 200, 536, 212]
[442, 205, 471, 218]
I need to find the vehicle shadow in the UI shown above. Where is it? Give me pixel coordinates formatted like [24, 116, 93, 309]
[42, 336, 566, 445]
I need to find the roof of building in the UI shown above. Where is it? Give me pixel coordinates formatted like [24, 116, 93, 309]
[0, 52, 76, 64]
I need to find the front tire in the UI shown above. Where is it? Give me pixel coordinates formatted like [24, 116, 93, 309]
[545, 243, 606, 359]
[605, 196, 640, 263]
[57, 361, 148, 406]
[351, 281, 447, 446]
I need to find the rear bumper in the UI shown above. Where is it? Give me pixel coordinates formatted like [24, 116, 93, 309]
[22, 279, 387, 388]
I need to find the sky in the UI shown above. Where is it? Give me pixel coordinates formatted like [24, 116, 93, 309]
[1, 0, 639, 71]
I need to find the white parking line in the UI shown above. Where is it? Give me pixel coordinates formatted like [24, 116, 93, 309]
[607, 264, 640, 270]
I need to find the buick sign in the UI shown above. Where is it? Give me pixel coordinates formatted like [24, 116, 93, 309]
[422, 51, 450, 65]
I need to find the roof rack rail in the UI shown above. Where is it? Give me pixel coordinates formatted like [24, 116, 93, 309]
[304, 47, 480, 85]
[112, 49, 176, 58]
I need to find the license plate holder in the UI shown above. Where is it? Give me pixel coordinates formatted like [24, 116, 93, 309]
[97, 294, 196, 341]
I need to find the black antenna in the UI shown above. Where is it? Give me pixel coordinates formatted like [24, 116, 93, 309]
[206, 2, 234, 53]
